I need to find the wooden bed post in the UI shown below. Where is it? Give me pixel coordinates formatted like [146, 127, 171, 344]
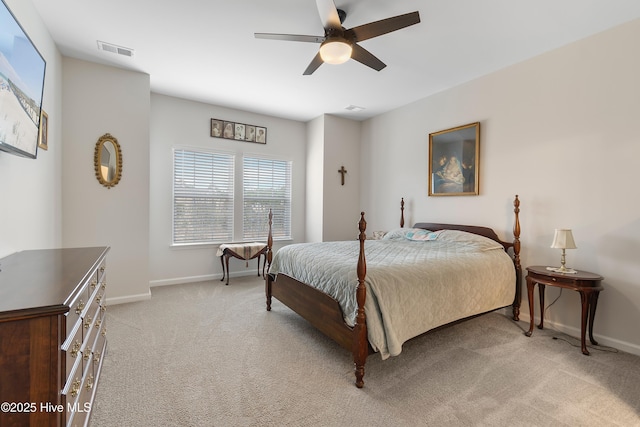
[400, 198, 405, 228]
[354, 212, 368, 388]
[266, 209, 273, 311]
[512, 195, 522, 321]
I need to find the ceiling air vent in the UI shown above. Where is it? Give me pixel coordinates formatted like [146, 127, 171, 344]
[345, 105, 365, 112]
[97, 41, 134, 57]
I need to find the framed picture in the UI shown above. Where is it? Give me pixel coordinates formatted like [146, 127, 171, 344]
[234, 123, 245, 140]
[255, 127, 267, 144]
[38, 110, 48, 151]
[210, 118, 266, 144]
[245, 125, 256, 142]
[210, 119, 223, 138]
[222, 121, 235, 139]
[428, 122, 480, 196]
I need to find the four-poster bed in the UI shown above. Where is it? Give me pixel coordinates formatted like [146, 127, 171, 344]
[264, 195, 522, 388]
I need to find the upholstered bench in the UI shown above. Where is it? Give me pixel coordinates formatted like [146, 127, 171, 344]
[216, 242, 267, 285]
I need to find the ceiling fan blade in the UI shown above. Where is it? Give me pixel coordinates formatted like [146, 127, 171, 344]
[345, 11, 420, 42]
[351, 44, 386, 71]
[303, 52, 324, 75]
[316, 0, 342, 29]
[255, 33, 324, 43]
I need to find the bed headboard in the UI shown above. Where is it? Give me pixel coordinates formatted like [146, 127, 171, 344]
[403, 195, 520, 254]
[413, 222, 509, 249]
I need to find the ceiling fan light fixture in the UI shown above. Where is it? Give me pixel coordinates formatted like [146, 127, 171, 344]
[319, 39, 352, 64]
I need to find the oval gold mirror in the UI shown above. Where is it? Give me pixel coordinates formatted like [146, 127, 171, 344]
[94, 133, 122, 189]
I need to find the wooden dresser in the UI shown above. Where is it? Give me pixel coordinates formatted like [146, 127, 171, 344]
[0, 247, 109, 427]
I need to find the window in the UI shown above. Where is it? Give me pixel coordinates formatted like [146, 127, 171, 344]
[243, 156, 292, 241]
[173, 148, 234, 244]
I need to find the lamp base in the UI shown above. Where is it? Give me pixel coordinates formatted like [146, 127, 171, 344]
[546, 266, 577, 274]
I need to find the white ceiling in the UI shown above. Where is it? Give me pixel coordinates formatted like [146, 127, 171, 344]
[30, 0, 640, 122]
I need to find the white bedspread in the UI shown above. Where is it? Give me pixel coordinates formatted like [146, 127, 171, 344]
[268, 230, 515, 359]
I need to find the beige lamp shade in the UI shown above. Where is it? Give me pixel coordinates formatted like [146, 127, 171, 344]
[551, 229, 577, 249]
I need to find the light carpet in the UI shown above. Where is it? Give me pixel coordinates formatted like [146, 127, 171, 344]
[91, 276, 640, 426]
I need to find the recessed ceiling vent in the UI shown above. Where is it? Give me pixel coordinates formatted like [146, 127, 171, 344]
[97, 41, 134, 57]
[345, 105, 365, 112]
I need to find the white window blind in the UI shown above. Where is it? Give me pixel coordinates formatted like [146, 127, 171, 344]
[243, 157, 292, 241]
[173, 149, 234, 244]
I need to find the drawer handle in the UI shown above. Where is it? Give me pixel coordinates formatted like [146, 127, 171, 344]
[71, 340, 81, 358]
[94, 319, 102, 329]
[84, 315, 93, 329]
[101, 304, 107, 313]
[70, 378, 81, 398]
[75, 300, 85, 315]
[96, 294, 103, 304]
[93, 352, 101, 363]
[101, 327, 107, 337]
[83, 351, 91, 362]
[91, 280, 97, 290]
[86, 373, 94, 390]
[100, 266, 105, 273]
[101, 282, 107, 290]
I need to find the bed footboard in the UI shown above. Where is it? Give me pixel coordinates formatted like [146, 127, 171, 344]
[265, 210, 371, 388]
[512, 195, 522, 321]
[354, 212, 368, 388]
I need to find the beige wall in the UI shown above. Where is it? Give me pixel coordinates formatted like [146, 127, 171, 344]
[62, 58, 151, 304]
[305, 115, 362, 242]
[305, 116, 324, 242]
[361, 19, 640, 354]
[149, 93, 307, 286]
[322, 115, 361, 242]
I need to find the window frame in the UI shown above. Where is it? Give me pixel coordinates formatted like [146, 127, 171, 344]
[171, 147, 235, 246]
[242, 155, 292, 242]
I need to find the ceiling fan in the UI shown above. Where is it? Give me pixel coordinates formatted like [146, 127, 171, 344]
[255, 0, 421, 75]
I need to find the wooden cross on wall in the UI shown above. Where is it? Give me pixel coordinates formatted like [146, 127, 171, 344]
[338, 166, 347, 186]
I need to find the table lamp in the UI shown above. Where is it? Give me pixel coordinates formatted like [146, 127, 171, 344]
[549, 229, 577, 273]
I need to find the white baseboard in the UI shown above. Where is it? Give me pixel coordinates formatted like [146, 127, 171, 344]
[105, 291, 151, 306]
[150, 274, 219, 287]
[149, 270, 261, 288]
[103, 272, 261, 306]
[518, 312, 640, 357]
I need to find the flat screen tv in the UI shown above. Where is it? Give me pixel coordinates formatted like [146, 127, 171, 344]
[0, 0, 46, 159]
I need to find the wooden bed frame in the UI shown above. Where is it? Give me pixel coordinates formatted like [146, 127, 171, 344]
[265, 195, 522, 388]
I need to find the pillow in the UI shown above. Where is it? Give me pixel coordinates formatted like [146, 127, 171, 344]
[381, 228, 411, 240]
[435, 229, 503, 250]
[381, 228, 433, 241]
[405, 229, 440, 241]
[369, 231, 388, 240]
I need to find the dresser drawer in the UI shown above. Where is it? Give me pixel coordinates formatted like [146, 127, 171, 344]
[62, 322, 84, 383]
[87, 275, 99, 302]
[62, 357, 83, 427]
[65, 293, 87, 339]
[81, 314, 99, 378]
[92, 325, 107, 383]
[66, 365, 94, 427]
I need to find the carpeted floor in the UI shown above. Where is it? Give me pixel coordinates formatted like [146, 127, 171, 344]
[91, 276, 640, 426]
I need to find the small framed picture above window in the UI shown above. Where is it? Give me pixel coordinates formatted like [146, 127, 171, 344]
[210, 119, 223, 138]
[255, 127, 267, 144]
[245, 125, 256, 142]
[210, 118, 267, 144]
[234, 123, 245, 141]
[222, 121, 235, 139]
